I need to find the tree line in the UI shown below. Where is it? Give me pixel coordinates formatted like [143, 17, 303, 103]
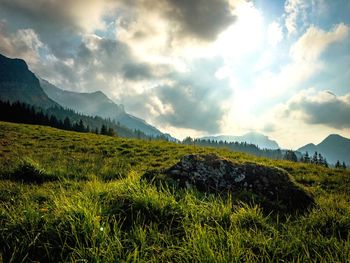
[0, 100, 117, 136]
[299, 151, 329, 167]
[182, 137, 347, 169]
[182, 137, 284, 160]
[0, 100, 170, 140]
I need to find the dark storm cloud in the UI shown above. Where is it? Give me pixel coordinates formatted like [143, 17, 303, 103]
[286, 91, 350, 129]
[120, 0, 237, 42]
[122, 63, 153, 80]
[162, 0, 236, 41]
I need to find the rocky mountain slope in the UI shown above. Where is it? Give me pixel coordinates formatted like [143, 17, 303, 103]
[0, 54, 59, 108]
[40, 78, 171, 138]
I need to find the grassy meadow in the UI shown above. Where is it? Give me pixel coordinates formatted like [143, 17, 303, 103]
[0, 121, 350, 262]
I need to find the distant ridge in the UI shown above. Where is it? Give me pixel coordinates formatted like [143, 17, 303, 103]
[298, 134, 350, 165]
[40, 79, 172, 138]
[200, 132, 280, 149]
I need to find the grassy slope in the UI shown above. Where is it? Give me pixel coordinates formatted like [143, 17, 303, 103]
[0, 121, 349, 262]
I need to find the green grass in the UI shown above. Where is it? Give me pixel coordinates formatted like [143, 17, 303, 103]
[0, 121, 350, 262]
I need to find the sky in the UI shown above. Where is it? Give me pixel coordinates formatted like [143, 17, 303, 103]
[0, 0, 349, 149]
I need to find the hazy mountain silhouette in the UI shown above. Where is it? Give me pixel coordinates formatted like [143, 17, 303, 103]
[40, 79, 169, 138]
[201, 132, 280, 149]
[298, 134, 350, 165]
[0, 54, 59, 108]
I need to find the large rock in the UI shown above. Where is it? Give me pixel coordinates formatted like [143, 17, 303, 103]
[145, 154, 314, 213]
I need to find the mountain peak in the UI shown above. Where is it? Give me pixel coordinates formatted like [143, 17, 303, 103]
[323, 134, 345, 141]
[0, 54, 28, 70]
[91, 90, 106, 97]
[298, 134, 350, 164]
[0, 53, 59, 108]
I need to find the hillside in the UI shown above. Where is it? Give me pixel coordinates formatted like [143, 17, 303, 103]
[201, 132, 280, 149]
[298, 134, 350, 164]
[0, 54, 59, 108]
[0, 99, 157, 139]
[0, 121, 349, 262]
[40, 78, 169, 138]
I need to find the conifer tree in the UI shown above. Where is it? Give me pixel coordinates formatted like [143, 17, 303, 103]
[318, 153, 324, 166]
[323, 158, 328, 168]
[284, 150, 298, 162]
[78, 119, 85, 132]
[312, 152, 318, 164]
[63, 117, 71, 130]
[100, 124, 107, 135]
[335, 160, 341, 168]
[107, 127, 115, 136]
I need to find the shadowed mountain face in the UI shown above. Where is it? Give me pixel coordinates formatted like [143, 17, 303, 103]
[0, 54, 59, 109]
[298, 134, 350, 165]
[40, 79, 167, 137]
[201, 132, 280, 149]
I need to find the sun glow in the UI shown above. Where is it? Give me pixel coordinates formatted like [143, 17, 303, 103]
[213, 2, 264, 58]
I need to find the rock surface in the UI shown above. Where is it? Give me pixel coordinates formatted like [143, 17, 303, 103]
[145, 154, 314, 213]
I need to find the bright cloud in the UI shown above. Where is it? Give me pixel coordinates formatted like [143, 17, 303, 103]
[267, 21, 283, 47]
[0, 22, 44, 66]
[290, 23, 349, 62]
[284, 0, 308, 35]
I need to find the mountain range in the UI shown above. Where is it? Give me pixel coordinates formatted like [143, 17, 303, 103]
[298, 134, 350, 165]
[0, 53, 170, 138]
[200, 132, 280, 149]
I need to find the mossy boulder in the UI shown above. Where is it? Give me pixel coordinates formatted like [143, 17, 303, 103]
[144, 154, 314, 213]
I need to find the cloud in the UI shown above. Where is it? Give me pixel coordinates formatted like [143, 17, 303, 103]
[119, 59, 233, 133]
[261, 123, 276, 133]
[267, 21, 283, 47]
[0, 0, 113, 32]
[0, 0, 240, 61]
[281, 88, 350, 129]
[284, 0, 308, 35]
[0, 21, 43, 65]
[251, 23, 349, 101]
[0, 0, 240, 91]
[283, 0, 328, 36]
[118, 0, 237, 42]
[0, 0, 118, 58]
[163, 0, 237, 41]
[290, 23, 349, 62]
